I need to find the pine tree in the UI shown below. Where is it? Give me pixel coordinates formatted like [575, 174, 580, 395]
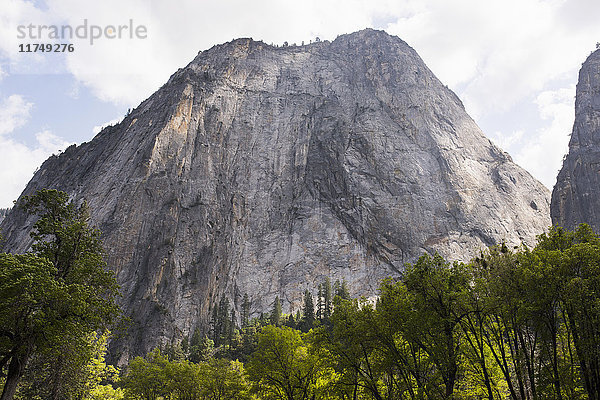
[241, 293, 251, 328]
[164, 341, 185, 361]
[189, 328, 204, 362]
[218, 297, 230, 346]
[228, 309, 236, 348]
[317, 284, 323, 321]
[181, 335, 189, 357]
[270, 296, 282, 326]
[335, 279, 350, 300]
[198, 335, 215, 361]
[259, 312, 266, 326]
[211, 306, 219, 343]
[323, 277, 333, 320]
[285, 312, 296, 329]
[301, 290, 315, 332]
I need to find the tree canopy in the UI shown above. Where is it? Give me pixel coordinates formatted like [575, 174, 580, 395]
[0, 189, 120, 400]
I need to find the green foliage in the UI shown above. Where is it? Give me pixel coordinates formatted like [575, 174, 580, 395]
[315, 297, 386, 399]
[211, 296, 235, 347]
[300, 290, 315, 332]
[5, 189, 600, 400]
[115, 223, 600, 400]
[122, 349, 170, 400]
[247, 325, 331, 400]
[16, 331, 121, 399]
[189, 331, 214, 363]
[0, 189, 121, 400]
[242, 293, 251, 328]
[122, 348, 251, 400]
[333, 279, 350, 300]
[270, 296, 282, 327]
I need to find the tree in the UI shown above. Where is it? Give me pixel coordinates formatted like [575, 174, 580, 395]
[270, 296, 282, 327]
[317, 285, 324, 321]
[121, 349, 169, 400]
[189, 332, 214, 363]
[323, 278, 332, 321]
[247, 326, 324, 400]
[213, 297, 233, 347]
[17, 331, 121, 399]
[300, 290, 315, 332]
[198, 358, 252, 400]
[540, 225, 600, 400]
[123, 349, 251, 400]
[164, 341, 185, 361]
[241, 294, 251, 328]
[0, 189, 120, 400]
[316, 297, 390, 400]
[376, 253, 470, 399]
[334, 279, 350, 300]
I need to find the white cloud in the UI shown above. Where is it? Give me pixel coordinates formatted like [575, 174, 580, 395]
[2, 0, 599, 190]
[0, 95, 72, 207]
[44, 0, 379, 106]
[92, 116, 122, 135]
[490, 129, 524, 152]
[0, 0, 64, 74]
[385, 0, 597, 119]
[498, 86, 576, 189]
[0, 131, 72, 207]
[5, 0, 597, 112]
[0, 94, 32, 135]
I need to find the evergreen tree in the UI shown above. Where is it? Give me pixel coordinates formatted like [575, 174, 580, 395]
[181, 335, 189, 358]
[0, 189, 120, 400]
[301, 290, 315, 332]
[211, 297, 231, 346]
[241, 293, 251, 328]
[270, 296, 282, 326]
[334, 279, 350, 300]
[228, 309, 236, 348]
[189, 334, 214, 363]
[188, 328, 204, 363]
[317, 284, 324, 321]
[323, 277, 333, 320]
[164, 341, 185, 361]
[285, 312, 296, 329]
[211, 306, 219, 343]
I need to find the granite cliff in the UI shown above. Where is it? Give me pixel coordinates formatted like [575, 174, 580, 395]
[0, 29, 550, 361]
[552, 49, 600, 232]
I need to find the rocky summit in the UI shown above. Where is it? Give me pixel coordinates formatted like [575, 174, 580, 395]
[0, 29, 550, 361]
[552, 49, 600, 232]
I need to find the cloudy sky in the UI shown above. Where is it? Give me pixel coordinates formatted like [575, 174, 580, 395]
[0, 0, 599, 208]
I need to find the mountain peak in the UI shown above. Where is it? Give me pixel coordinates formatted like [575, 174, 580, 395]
[1, 30, 550, 361]
[552, 46, 600, 231]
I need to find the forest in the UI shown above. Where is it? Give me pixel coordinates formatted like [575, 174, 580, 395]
[1, 190, 599, 399]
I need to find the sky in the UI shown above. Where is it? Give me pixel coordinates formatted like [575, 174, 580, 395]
[0, 0, 599, 208]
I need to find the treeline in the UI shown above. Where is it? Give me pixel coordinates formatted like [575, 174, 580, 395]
[178, 278, 350, 365]
[118, 224, 600, 400]
[2, 190, 600, 399]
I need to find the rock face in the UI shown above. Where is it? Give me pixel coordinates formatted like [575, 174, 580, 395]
[0, 29, 550, 361]
[552, 49, 600, 232]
